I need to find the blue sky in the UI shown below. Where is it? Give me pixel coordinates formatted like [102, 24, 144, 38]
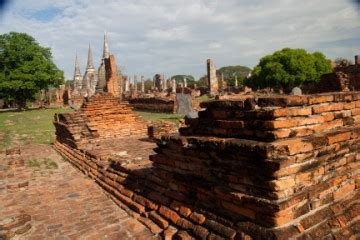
[0, 0, 359, 80]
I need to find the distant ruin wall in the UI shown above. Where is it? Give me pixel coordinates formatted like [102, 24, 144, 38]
[54, 91, 360, 239]
[128, 97, 175, 113]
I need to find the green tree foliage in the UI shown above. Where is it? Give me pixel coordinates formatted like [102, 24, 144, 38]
[169, 75, 196, 86]
[196, 65, 251, 88]
[246, 48, 332, 90]
[197, 75, 208, 88]
[0, 32, 64, 108]
[144, 79, 153, 91]
[335, 57, 353, 67]
[217, 65, 251, 86]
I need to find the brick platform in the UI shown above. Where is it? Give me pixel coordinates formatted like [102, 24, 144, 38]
[54, 91, 360, 239]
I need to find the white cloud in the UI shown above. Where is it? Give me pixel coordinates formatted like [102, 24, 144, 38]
[0, 0, 359, 80]
[146, 26, 190, 41]
[208, 42, 222, 49]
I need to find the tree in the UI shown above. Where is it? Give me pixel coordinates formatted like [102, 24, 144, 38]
[335, 58, 353, 67]
[217, 65, 251, 86]
[196, 65, 251, 88]
[144, 79, 153, 91]
[197, 75, 208, 88]
[0, 32, 64, 109]
[246, 48, 332, 90]
[169, 75, 196, 86]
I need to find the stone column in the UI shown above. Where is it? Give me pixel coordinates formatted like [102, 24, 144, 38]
[207, 59, 218, 95]
[172, 79, 176, 93]
[183, 78, 187, 88]
[162, 74, 167, 91]
[134, 75, 138, 93]
[125, 76, 130, 92]
[355, 55, 360, 65]
[235, 76, 238, 88]
[141, 76, 145, 93]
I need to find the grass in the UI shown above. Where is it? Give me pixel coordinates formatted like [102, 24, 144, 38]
[196, 94, 215, 102]
[0, 107, 183, 151]
[135, 111, 184, 123]
[27, 158, 58, 169]
[0, 108, 72, 151]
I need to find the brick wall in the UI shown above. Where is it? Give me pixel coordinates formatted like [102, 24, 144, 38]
[128, 97, 175, 113]
[54, 91, 360, 239]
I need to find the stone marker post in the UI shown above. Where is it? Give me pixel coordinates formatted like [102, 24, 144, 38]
[172, 79, 176, 93]
[141, 76, 145, 93]
[125, 76, 130, 92]
[134, 75, 138, 93]
[207, 59, 218, 95]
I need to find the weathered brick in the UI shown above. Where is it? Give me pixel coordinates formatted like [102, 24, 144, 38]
[327, 131, 351, 144]
[163, 226, 178, 240]
[158, 206, 180, 224]
[149, 211, 169, 229]
[189, 212, 206, 224]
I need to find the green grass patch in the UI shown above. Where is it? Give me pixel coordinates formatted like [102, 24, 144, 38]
[0, 107, 184, 151]
[196, 95, 215, 102]
[0, 108, 73, 151]
[135, 111, 184, 123]
[27, 158, 58, 169]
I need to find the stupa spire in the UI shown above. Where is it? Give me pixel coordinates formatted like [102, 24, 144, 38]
[86, 44, 94, 69]
[103, 32, 110, 59]
[74, 53, 81, 76]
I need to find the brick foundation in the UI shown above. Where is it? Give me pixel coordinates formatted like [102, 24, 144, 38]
[54, 91, 360, 239]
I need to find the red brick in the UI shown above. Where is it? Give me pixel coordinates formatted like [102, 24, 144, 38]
[149, 211, 169, 229]
[158, 206, 180, 224]
[189, 212, 206, 224]
[327, 132, 351, 144]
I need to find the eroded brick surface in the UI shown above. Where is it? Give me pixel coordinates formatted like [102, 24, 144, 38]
[0, 144, 155, 240]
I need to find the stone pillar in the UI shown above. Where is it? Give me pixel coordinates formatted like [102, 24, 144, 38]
[125, 76, 130, 92]
[104, 55, 121, 97]
[172, 79, 176, 93]
[162, 74, 167, 91]
[207, 59, 218, 95]
[355, 55, 360, 65]
[134, 75, 138, 93]
[183, 78, 187, 88]
[141, 76, 145, 93]
[235, 76, 238, 88]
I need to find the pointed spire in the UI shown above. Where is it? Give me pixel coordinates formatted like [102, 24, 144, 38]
[86, 44, 94, 69]
[103, 32, 110, 59]
[74, 53, 81, 76]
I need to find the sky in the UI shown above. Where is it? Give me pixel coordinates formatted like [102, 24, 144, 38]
[0, 0, 360, 80]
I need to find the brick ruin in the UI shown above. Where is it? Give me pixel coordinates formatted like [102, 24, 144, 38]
[54, 92, 147, 149]
[128, 97, 175, 113]
[304, 55, 360, 93]
[54, 90, 359, 239]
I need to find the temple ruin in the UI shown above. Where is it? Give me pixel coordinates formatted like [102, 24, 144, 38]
[54, 49, 360, 239]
